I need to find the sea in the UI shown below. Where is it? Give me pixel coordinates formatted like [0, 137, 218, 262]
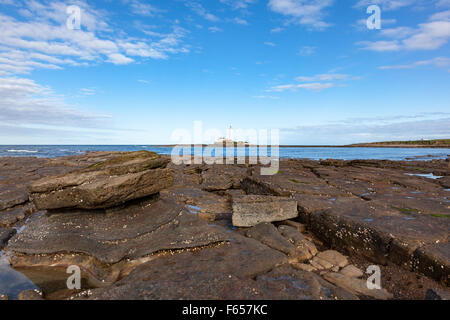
[0, 145, 449, 161]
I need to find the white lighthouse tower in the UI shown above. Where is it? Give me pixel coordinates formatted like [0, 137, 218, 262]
[227, 125, 233, 141]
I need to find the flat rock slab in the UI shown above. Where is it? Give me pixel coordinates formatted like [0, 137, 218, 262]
[0, 188, 29, 211]
[88, 233, 288, 300]
[255, 265, 358, 300]
[161, 187, 231, 221]
[8, 199, 228, 264]
[232, 195, 298, 227]
[246, 223, 295, 255]
[340, 265, 364, 278]
[0, 203, 35, 227]
[323, 272, 392, 300]
[28, 151, 173, 210]
[315, 250, 348, 269]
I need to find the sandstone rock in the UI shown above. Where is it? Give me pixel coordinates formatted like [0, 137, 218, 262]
[201, 165, 248, 191]
[255, 265, 358, 300]
[161, 187, 231, 221]
[278, 225, 318, 261]
[232, 195, 298, 227]
[0, 188, 29, 211]
[316, 250, 348, 268]
[246, 223, 295, 255]
[88, 233, 288, 300]
[438, 176, 450, 188]
[310, 256, 334, 270]
[414, 242, 450, 286]
[278, 220, 306, 233]
[0, 294, 9, 300]
[340, 265, 364, 278]
[18, 289, 44, 300]
[291, 263, 317, 272]
[0, 203, 35, 227]
[0, 227, 16, 249]
[8, 198, 228, 264]
[323, 272, 392, 300]
[28, 151, 173, 210]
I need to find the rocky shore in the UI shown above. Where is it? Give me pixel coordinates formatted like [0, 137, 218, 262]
[0, 151, 449, 300]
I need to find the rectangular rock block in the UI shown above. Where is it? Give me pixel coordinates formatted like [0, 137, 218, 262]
[232, 195, 298, 227]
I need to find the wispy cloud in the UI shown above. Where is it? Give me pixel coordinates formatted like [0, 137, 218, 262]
[185, 1, 220, 22]
[354, 0, 417, 11]
[208, 26, 223, 33]
[268, 73, 359, 92]
[268, 0, 335, 29]
[0, 0, 190, 76]
[220, 0, 257, 10]
[0, 77, 110, 127]
[358, 13, 450, 51]
[379, 56, 450, 70]
[298, 46, 316, 56]
[124, 0, 163, 17]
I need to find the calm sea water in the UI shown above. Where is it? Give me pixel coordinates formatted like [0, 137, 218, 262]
[0, 145, 449, 161]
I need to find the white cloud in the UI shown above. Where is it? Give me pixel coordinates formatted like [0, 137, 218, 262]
[107, 53, 134, 65]
[208, 26, 223, 33]
[269, 82, 335, 92]
[253, 95, 280, 99]
[268, 0, 334, 29]
[264, 41, 276, 46]
[358, 40, 401, 51]
[298, 46, 316, 56]
[358, 12, 450, 51]
[0, 0, 189, 76]
[270, 27, 284, 33]
[220, 0, 257, 10]
[403, 21, 450, 50]
[124, 0, 162, 16]
[233, 17, 249, 25]
[295, 73, 356, 82]
[268, 72, 359, 92]
[185, 1, 220, 22]
[354, 0, 416, 11]
[0, 77, 110, 127]
[379, 56, 450, 69]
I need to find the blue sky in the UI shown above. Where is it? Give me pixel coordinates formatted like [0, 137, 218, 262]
[0, 0, 449, 145]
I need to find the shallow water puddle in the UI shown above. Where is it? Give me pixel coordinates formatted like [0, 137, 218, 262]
[186, 204, 201, 214]
[405, 173, 444, 180]
[0, 251, 39, 299]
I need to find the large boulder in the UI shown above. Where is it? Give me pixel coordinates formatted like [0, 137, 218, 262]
[232, 195, 298, 227]
[28, 151, 173, 210]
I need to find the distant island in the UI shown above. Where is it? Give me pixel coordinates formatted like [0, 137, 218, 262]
[348, 139, 450, 148]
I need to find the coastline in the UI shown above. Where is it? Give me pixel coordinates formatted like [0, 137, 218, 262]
[0, 151, 449, 300]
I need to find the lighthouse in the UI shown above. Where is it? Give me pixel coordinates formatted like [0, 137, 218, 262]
[227, 125, 233, 141]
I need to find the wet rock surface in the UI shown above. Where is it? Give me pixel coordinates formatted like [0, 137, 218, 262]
[0, 152, 449, 300]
